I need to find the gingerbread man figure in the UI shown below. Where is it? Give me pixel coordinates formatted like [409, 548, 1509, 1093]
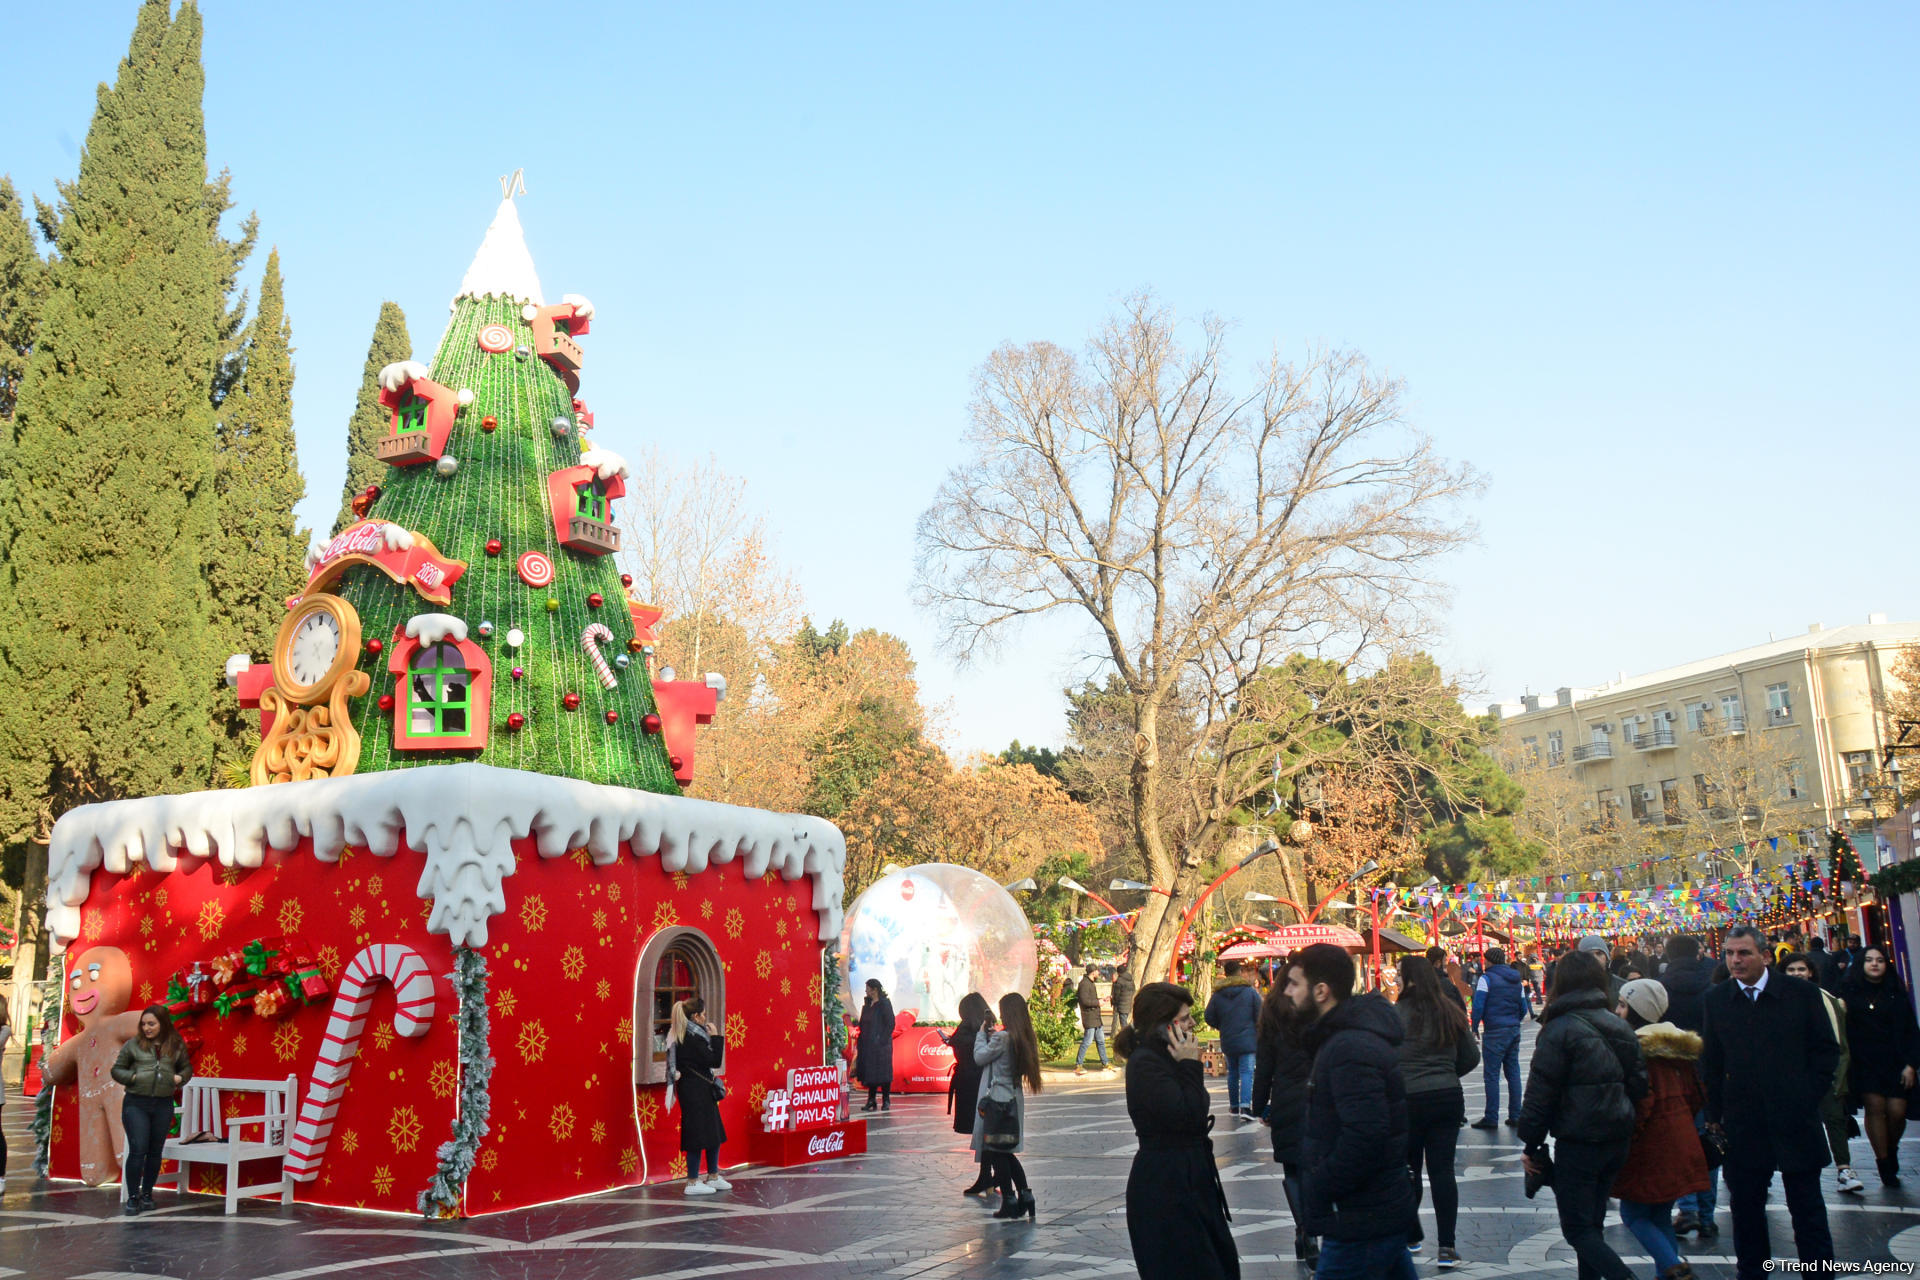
[42, 946, 144, 1187]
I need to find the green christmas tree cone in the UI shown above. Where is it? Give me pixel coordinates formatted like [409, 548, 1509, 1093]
[328, 197, 679, 793]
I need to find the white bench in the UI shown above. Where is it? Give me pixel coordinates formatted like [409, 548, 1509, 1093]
[159, 1074, 297, 1213]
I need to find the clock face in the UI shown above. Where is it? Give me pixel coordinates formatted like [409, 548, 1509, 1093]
[287, 610, 343, 689]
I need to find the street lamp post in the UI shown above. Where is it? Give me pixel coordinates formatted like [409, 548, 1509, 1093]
[1162, 841, 1283, 982]
[1057, 877, 1132, 933]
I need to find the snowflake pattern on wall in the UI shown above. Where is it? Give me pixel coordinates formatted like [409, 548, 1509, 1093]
[372, 1023, 395, 1053]
[593, 978, 610, 1001]
[388, 1106, 423, 1153]
[278, 899, 305, 934]
[520, 895, 549, 932]
[340, 1129, 359, 1155]
[724, 907, 744, 939]
[589, 1120, 606, 1144]
[591, 908, 607, 932]
[560, 946, 587, 981]
[727, 1012, 748, 1042]
[699, 899, 714, 919]
[480, 1148, 499, 1173]
[517, 1020, 549, 1062]
[754, 951, 773, 979]
[548, 1103, 576, 1141]
[316, 944, 341, 980]
[371, 1165, 395, 1196]
[614, 1016, 632, 1045]
[496, 987, 519, 1018]
[196, 900, 225, 940]
[649, 900, 677, 931]
[779, 977, 791, 996]
[231, 1032, 249, 1057]
[618, 1147, 638, 1175]
[635, 1095, 658, 1132]
[429, 1059, 459, 1099]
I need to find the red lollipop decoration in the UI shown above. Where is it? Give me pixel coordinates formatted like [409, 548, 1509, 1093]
[477, 324, 514, 353]
[518, 550, 554, 588]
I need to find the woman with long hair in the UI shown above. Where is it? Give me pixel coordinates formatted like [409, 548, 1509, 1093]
[1249, 964, 1315, 1267]
[1119, 982, 1238, 1280]
[109, 1004, 192, 1214]
[1517, 949, 1648, 1280]
[1841, 944, 1920, 1184]
[971, 991, 1042, 1220]
[856, 979, 896, 1112]
[1397, 954, 1479, 1269]
[670, 997, 729, 1195]
[948, 992, 995, 1195]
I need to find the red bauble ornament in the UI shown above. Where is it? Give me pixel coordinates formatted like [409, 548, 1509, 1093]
[485, 539, 503, 557]
[587, 592, 604, 609]
[620, 573, 633, 588]
[481, 415, 498, 433]
[506, 712, 526, 731]
[563, 692, 581, 711]
[642, 713, 662, 734]
[378, 694, 394, 711]
[605, 710, 619, 725]
[365, 638, 383, 656]
[669, 754, 684, 771]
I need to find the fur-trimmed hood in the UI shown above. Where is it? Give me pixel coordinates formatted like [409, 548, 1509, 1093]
[1213, 975, 1256, 989]
[1634, 1021, 1702, 1062]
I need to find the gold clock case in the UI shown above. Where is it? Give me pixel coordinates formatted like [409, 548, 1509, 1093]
[250, 593, 371, 787]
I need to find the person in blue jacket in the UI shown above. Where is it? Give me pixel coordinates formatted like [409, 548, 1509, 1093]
[1205, 960, 1264, 1118]
[1469, 946, 1531, 1130]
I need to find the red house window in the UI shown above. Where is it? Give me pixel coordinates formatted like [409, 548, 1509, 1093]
[376, 372, 461, 467]
[546, 464, 624, 556]
[386, 628, 492, 751]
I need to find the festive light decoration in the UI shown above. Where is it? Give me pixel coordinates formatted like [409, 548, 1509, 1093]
[580, 623, 618, 689]
[418, 946, 492, 1217]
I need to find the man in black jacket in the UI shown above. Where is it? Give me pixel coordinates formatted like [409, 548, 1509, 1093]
[1073, 965, 1109, 1074]
[1701, 924, 1839, 1278]
[1285, 943, 1416, 1280]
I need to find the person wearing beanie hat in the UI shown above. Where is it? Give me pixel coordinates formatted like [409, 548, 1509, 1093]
[1612, 978, 1708, 1280]
[1578, 937, 1626, 1006]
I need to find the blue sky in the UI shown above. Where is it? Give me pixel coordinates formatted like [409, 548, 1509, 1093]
[13, 3, 1917, 752]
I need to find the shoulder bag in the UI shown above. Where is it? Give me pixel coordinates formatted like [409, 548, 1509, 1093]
[978, 1086, 1019, 1151]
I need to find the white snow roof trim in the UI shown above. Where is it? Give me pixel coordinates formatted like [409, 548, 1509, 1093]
[453, 198, 545, 310]
[46, 764, 846, 952]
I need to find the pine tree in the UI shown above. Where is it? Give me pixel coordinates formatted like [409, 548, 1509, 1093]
[0, 0, 227, 818]
[210, 247, 308, 760]
[0, 177, 46, 426]
[332, 301, 411, 534]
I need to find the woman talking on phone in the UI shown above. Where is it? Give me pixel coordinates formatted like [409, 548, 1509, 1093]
[670, 997, 729, 1196]
[1118, 982, 1238, 1280]
[972, 992, 1044, 1220]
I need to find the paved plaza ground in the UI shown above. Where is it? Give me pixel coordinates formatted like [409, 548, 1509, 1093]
[2, 1025, 1916, 1280]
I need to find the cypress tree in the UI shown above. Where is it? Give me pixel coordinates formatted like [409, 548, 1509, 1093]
[332, 301, 411, 534]
[0, 177, 46, 426]
[0, 0, 227, 815]
[210, 247, 309, 759]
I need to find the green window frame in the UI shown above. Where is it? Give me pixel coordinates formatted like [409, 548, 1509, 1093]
[406, 642, 471, 736]
[575, 479, 609, 523]
[395, 394, 429, 435]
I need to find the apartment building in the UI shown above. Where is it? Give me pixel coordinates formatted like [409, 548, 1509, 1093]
[1489, 617, 1920, 861]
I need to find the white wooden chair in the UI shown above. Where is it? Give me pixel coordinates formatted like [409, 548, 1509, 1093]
[160, 1075, 298, 1214]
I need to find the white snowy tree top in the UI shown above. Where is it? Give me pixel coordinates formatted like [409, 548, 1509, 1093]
[454, 197, 546, 310]
[404, 613, 468, 644]
[578, 447, 630, 481]
[561, 292, 595, 319]
[45, 764, 847, 951]
[377, 360, 431, 393]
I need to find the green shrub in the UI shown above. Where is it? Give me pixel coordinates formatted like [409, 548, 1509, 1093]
[1029, 983, 1080, 1061]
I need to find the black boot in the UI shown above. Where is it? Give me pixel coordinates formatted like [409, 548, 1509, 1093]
[992, 1193, 1021, 1219]
[1302, 1235, 1319, 1269]
[1018, 1189, 1035, 1220]
[1880, 1157, 1902, 1186]
[962, 1172, 994, 1196]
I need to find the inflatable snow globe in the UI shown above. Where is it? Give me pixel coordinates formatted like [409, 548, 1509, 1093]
[839, 864, 1036, 1022]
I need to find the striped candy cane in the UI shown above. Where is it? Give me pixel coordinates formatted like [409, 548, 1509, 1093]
[284, 944, 437, 1182]
[581, 623, 617, 690]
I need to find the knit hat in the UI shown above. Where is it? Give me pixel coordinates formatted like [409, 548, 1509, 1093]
[1619, 978, 1669, 1024]
[1577, 934, 1611, 958]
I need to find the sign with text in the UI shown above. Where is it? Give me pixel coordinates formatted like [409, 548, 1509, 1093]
[782, 1062, 848, 1131]
[752, 1119, 866, 1168]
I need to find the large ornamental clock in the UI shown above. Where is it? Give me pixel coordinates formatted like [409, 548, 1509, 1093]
[249, 594, 372, 786]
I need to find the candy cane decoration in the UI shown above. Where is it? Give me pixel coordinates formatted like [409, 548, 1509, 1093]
[581, 623, 617, 689]
[284, 944, 437, 1182]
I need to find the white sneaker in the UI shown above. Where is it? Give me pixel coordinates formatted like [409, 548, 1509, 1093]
[1837, 1167, 1865, 1194]
[708, 1175, 732, 1191]
[684, 1180, 718, 1196]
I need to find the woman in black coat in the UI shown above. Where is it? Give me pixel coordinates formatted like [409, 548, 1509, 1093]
[1248, 975, 1314, 1266]
[1120, 982, 1238, 1280]
[947, 992, 994, 1194]
[671, 998, 729, 1195]
[1842, 946, 1920, 1184]
[856, 979, 896, 1112]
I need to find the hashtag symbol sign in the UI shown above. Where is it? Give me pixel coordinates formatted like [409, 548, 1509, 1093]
[762, 1090, 789, 1132]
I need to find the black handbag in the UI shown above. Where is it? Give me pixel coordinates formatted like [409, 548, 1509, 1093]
[1700, 1125, 1727, 1169]
[978, 1092, 1020, 1151]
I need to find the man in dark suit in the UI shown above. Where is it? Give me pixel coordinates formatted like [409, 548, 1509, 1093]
[1701, 924, 1839, 1278]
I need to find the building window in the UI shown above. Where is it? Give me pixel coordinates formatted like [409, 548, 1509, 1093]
[1719, 693, 1743, 731]
[1785, 760, 1806, 800]
[1685, 701, 1710, 733]
[632, 925, 726, 1086]
[1844, 750, 1874, 796]
[1694, 773, 1715, 810]
[1596, 788, 1615, 823]
[1621, 714, 1643, 747]
[1521, 736, 1539, 765]
[407, 643, 471, 737]
[1766, 683, 1793, 724]
[1630, 785, 1652, 822]
[1546, 730, 1564, 766]
[575, 478, 611, 523]
[1660, 778, 1681, 823]
[395, 394, 429, 434]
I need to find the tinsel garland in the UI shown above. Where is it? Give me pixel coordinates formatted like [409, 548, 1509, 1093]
[820, 950, 847, 1063]
[418, 945, 493, 1217]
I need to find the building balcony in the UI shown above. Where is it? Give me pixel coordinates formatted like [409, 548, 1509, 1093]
[1702, 715, 1747, 736]
[1571, 741, 1613, 763]
[1631, 726, 1677, 752]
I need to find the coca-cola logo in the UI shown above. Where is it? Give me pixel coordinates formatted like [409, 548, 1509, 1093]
[918, 1036, 954, 1065]
[900, 878, 916, 901]
[806, 1130, 847, 1156]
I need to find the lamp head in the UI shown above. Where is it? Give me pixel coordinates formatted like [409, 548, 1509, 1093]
[1002, 878, 1038, 893]
[1056, 876, 1090, 895]
[1109, 879, 1154, 892]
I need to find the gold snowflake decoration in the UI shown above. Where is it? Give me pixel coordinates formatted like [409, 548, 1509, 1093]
[749, 1082, 768, 1111]
[795, 1009, 813, 1036]
[754, 951, 773, 979]
[727, 1012, 748, 1042]
[606, 883, 621, 903]
[249, 893, 267, 916]
[429, 1060, 459, 1099]
[340, 1129, 359, 1155]
[231, 1032, 249, 1057]
[808, 975, 823, 1003]
[517, 1020, 549, 1063]
[561, 946, 587, 981]
[495, 988, 519, 1018]
[618, 1147, 638, 1174]
[589, 1120, 606, 1144]
[548, 1103, 576, 1142]
[276, 898, 305, 934]
[779, 977, 792, 996]
[699, 899, 714, 919]
[635, 1095, 659, 1131]
[139, 916, 155, 937]
[671, 872, 689, 892]
[568, 846, 591, 869]
[591, 909, 608, 932]
[724, 907, 744, 939]
[520, 895, 549, 933]
[138, 981, 155, 1005]
[195, 900, 225, 940]
[218, 866, 243, 886]
[198, 1052, 223, 1077]
[650, 901, 678, 931]
[615, 1016, 633, 1045]
[775, 918, 789, 938]
[479, 1148, 499, 1173]
[317, 945, 342, 980]
[154, 889, 169, 909]
[271, 1022, 302, 1063]
[348, 904, 366, 930]
[367, 874, 383, 896]
[667, 1152, 687, 1179]
[388, 1106, 422, 1153]
[371, 1165, 395, 1196]
[372, 1023, 395, 1053]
